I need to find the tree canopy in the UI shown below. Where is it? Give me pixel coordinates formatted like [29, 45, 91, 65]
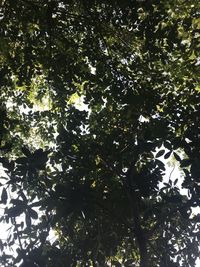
[0, 0, 200, 266]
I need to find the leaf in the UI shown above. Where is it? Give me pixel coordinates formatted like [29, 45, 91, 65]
[173, 152, 181, 161]
[10, 199, 24, 206]
[25, 213, 31, 228]
[155, 159, 165, 171]
[180, 159, 191, 168]
[16, 157, 28, 164]
[155, 149, 165, 158]
[164, 140, 172, 150]
[21, 146, 32, 157]
[163, 182, 170, 188]
[164, 151, 171, 159]
[32, 149, 44, 158]
[1, 188, 7, 204]
[0, 239, 4, 251]
[124, 259, 135, 266]
[28, 208, 38, 220]
[29, 200, 42, 208]
[111, 260, 121, 267]
[183, 168, 190, 176]
[31, 149, 49, 169]
[173, 137, 182, 150]
[13, 254, 22, 265]
[7, 205, 24, 217]
[174, 178, 178, 185]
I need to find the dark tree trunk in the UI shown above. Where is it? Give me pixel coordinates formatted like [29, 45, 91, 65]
[125, 164, 149, 267]
[132, 194, 149, 267]
[136, 230, 148, 267]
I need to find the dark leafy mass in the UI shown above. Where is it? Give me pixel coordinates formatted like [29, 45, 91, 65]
[0, 0, 199, 266]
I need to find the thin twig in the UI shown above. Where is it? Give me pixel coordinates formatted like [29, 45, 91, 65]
[168, 165, 175, 183]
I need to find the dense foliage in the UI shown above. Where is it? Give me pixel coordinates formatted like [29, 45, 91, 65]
[0, 0, 199, 266]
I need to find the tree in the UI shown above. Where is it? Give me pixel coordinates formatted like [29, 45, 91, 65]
[0, 0, 199, 266]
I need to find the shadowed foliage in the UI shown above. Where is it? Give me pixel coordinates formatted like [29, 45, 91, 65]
[0, 0, 199, 266]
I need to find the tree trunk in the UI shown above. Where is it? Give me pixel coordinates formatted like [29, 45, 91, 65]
[136, 229, 148, 267]
[125, 164, 149, 267]
[132, 194, 149, 267]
